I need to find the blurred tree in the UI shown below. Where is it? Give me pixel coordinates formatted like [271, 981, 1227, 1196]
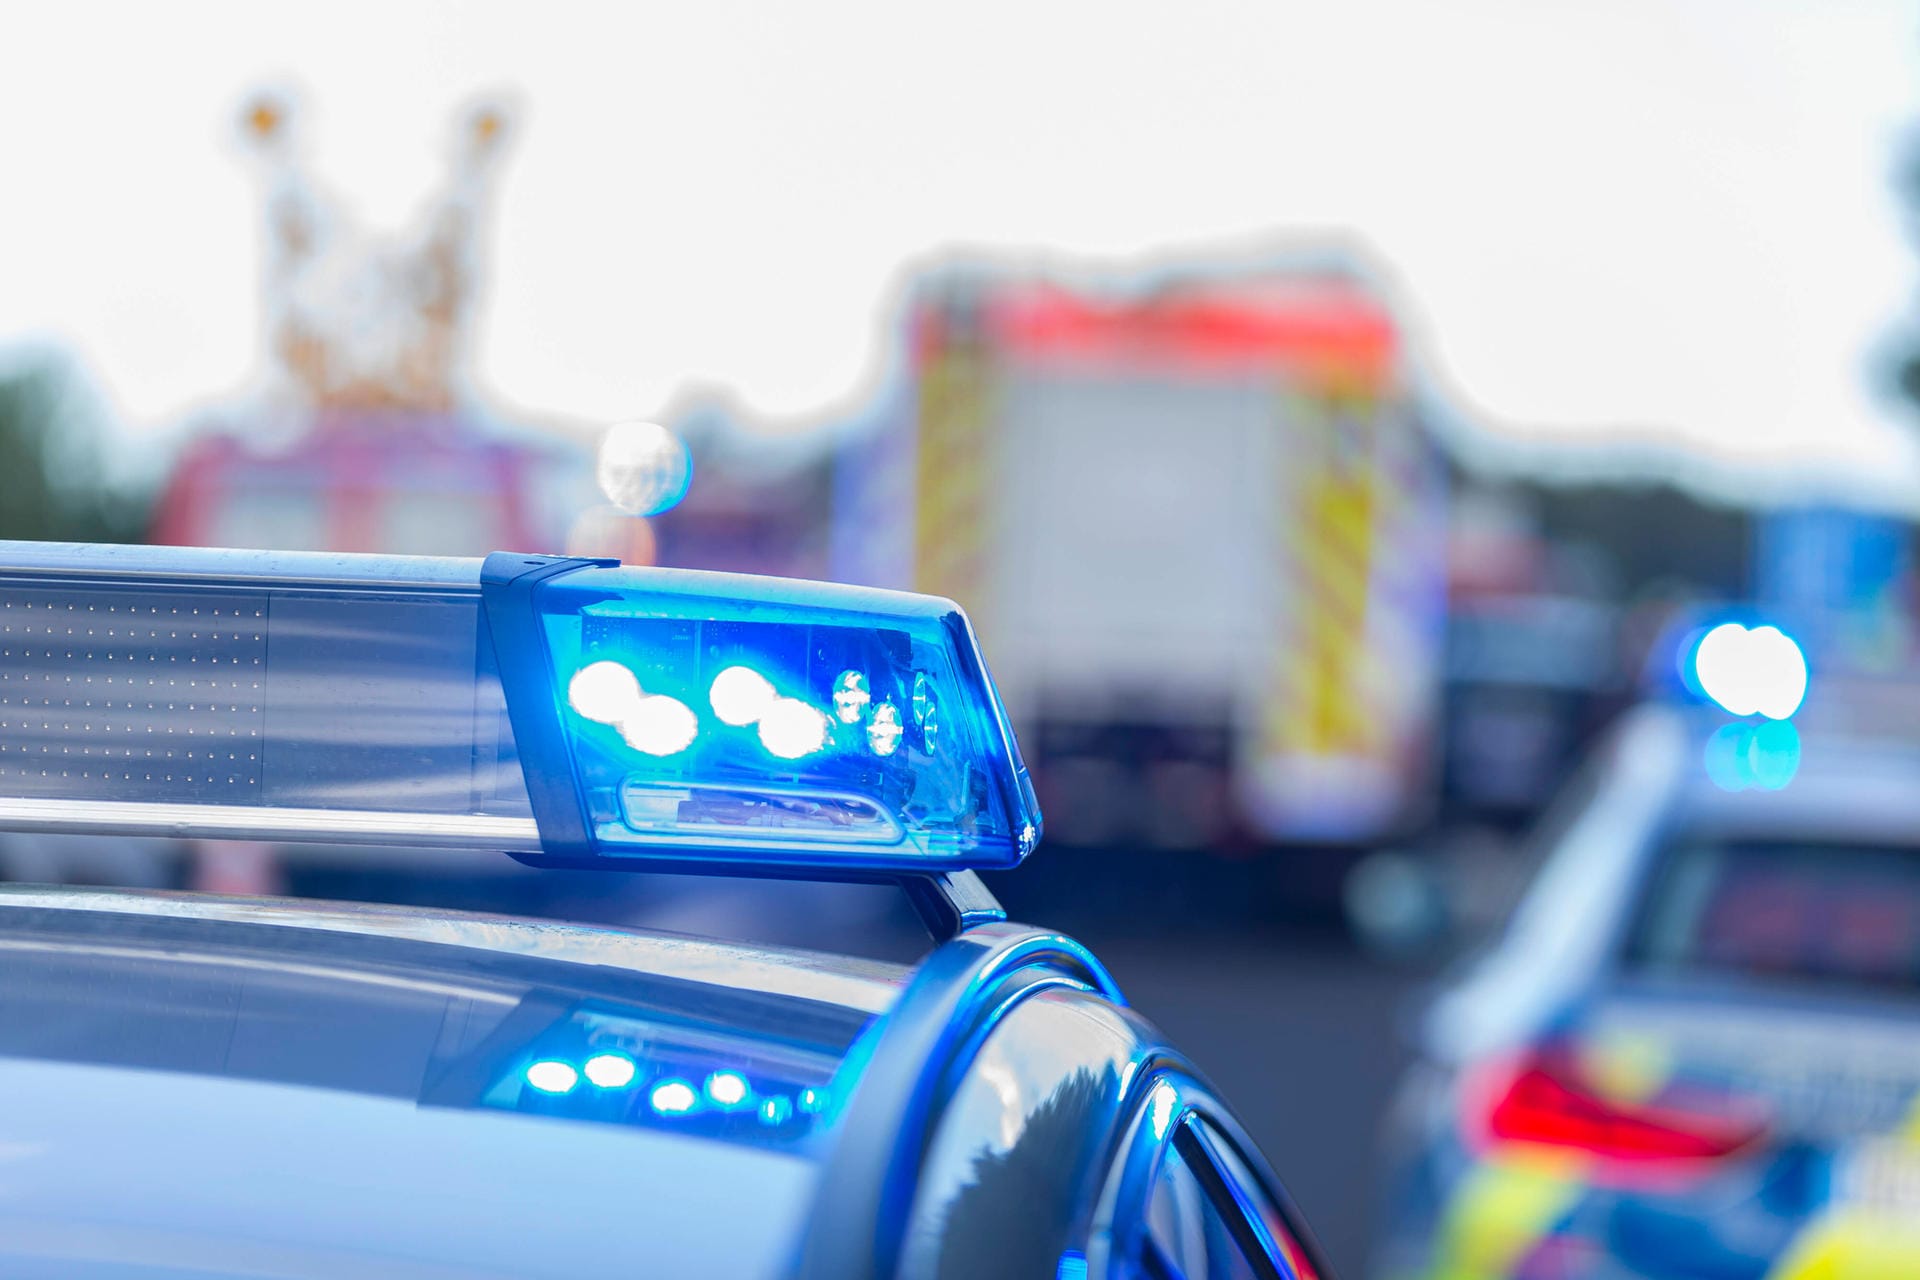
[0, 348, 151, 543]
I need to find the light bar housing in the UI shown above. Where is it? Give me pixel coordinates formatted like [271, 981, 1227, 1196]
[0, 543, 1040, 873]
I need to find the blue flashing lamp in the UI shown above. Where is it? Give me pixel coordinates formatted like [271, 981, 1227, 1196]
[0, 542, 1040, 875]
[1679, 619, 1808, 721]
[485, 555, 1040, 872]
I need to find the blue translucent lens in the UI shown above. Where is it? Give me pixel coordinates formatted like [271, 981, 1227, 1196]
[530, 565, 1042, 870]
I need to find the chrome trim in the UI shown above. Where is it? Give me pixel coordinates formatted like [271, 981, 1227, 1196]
[0, 936, 523, 1005]
[897, 988, 1152, 1280]
[1087, 1065, 1336, 1280]
[793, 923, 1124, 1280]
[0, 797, 543, 851]
[0, 540, 483, 590]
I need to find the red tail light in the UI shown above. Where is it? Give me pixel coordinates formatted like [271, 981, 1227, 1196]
[1475, 1050, 1767, 1167]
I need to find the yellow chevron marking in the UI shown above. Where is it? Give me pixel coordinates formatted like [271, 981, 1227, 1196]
[1901, 1086, 1920, 1143]
[1427, 1151, 1586, 1280]
[912, 348, 993, 621]
[1314, 482, 1376, 551]
[1765, 1210, 1920, 1280]
[1273, 451, 1377, 755]
[1290, 532, 1373, 623]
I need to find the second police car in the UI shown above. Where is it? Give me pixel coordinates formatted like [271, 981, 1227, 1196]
[1375, 620, 1920, 1280]
[0, 540, 1327, 1279]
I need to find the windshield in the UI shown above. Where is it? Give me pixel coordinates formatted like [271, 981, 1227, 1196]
[1627, 839, 1920, 997]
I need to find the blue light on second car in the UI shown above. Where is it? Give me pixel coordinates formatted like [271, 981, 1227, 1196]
[1749, 720, 1802, 788]
[583, 1053, 637, 1088]
[525, 1060, 580, 1095]
[1693, 622, 1808, 720]
[1704, 719, 1802, 792]
[650, 1080, 698, 1115]
[1056, 1252, 1090, 1280]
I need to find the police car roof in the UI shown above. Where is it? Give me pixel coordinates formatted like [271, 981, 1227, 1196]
[0, 884, 910, 1278]
[1665, 715, 1920, 845]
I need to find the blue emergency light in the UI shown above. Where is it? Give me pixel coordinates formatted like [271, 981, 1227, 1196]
[0, 543, 1040, 873]
[1686, 620, 1808, 721]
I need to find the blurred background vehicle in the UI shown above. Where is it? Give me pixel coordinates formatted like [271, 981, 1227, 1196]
[8, 4, 1920, 1271]
[1377, 695, 1920, 1279]
[828, 260, 1444, 854]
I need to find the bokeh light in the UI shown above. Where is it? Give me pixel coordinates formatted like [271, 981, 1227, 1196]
[597, 420, 692, 517]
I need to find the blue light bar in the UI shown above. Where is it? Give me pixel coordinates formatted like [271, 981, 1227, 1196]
[485, 554, 1038, 870]
[1686, 620, 1808, 720]
[0, 543, 1040, 872]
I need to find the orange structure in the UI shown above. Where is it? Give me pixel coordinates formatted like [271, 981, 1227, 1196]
[152, 94, 590, 557]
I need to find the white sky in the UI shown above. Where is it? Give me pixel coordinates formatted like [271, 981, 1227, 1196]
[4, 1, 1919, 500]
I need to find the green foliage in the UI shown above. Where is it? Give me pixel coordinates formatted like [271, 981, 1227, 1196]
[0, 350, 150, 543]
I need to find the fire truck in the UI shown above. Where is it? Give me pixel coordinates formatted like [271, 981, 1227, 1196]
[831, 253, 1448, 850]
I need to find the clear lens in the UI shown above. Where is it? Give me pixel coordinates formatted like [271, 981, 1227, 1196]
[0, 547, 532, 847]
